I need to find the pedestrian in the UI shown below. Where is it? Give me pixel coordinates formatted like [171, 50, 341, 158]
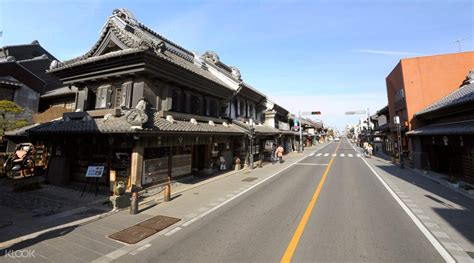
[276, 145, 284, 163]
[367, 144, 373, 158]
[219, 156, 226, 171]
[258, 151, 264, 168]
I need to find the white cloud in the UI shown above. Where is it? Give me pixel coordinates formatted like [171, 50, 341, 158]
[351, 49, 422, 56]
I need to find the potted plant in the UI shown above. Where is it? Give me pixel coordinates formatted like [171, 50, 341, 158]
[447, 176, 459, 188]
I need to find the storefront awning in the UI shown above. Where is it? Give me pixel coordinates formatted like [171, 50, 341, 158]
[407, 120, 474, 136]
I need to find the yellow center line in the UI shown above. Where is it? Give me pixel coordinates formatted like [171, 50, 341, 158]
[280, 141, 342, 263]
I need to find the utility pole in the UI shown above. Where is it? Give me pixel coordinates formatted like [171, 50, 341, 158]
[394, 116, 404, 169]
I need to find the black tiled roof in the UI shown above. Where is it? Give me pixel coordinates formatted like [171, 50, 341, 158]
[24, 112, 245, 135]
[415, 82, 474, 116]
[407, 120, 474, 136]
[28, 115, 133, 134]
[49, 12, 230, 90]
[153, 114, 243, 134]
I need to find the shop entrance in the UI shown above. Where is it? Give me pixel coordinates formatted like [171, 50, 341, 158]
[192, 145, 207, 171]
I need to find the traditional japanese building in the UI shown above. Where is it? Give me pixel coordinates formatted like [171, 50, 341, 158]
[408, 69, 474, 181]
[19, 9, 249, 188]
[198, 50, 281, 164]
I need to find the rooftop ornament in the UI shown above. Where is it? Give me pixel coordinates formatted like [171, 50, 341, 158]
[112, 8, 138, 26]
[230, 66, 242, 80]
[202, 51, 220, 64]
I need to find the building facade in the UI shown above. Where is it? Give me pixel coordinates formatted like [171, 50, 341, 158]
[408, 69, 474, 181]
[386, 51, 474, 163]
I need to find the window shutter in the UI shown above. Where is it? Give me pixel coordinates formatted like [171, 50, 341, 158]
[95, 86, 106, 109]
[121, 82, 132, 108]
[105, 85, 112, 108]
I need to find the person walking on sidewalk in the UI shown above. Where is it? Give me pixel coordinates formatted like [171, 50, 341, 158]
[275, 145, 284, 163]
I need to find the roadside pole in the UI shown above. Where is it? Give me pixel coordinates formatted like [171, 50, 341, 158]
[299, 111, 303, 153]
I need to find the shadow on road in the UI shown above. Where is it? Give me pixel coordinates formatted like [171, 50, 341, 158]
[374, 162, 474, 245]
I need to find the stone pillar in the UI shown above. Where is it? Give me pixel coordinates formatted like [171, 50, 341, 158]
[130, 142, 144, 189]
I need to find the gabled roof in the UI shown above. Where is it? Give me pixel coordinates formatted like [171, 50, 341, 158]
[48, 9, 229, 90]
[0, 60, 45, 93]
[415, 82, 474, 117]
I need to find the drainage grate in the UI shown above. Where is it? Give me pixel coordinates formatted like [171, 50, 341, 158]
[109, 225, 157, 244]
[242, 177, 258, 182]
[138, 215, 180, 231]
[109, 215, 180, 244]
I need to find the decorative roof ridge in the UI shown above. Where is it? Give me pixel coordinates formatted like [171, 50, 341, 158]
[137, 22, 194, 58]
[50, 18, 145, 71]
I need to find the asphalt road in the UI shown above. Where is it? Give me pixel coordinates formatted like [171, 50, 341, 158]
[116, 139, 445, 262]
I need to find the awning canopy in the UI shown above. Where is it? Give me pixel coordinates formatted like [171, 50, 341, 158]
[407, 120, 474, 136]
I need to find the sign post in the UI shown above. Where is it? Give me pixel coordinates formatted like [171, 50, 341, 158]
[82, 166, 105, 197]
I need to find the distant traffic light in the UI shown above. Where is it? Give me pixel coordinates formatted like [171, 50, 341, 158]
[311, 111, 321, 115]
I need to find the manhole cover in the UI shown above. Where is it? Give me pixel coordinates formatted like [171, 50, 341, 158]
[242, 177, 258, 182]
[138, 215, 180, 231]
[109, 225, 157, 244]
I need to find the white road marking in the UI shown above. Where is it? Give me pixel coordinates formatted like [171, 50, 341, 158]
[180, 144, 334, 232]
[129, 243, 151, 255]
[357, 151, 455, 263]
[164, 227, 182, 237]
[182, 217, 199, 227]
[348, 154, 353, 157]
[356, 154, 361, 157]
[185, 213, 198, 218]
[332, 153, 336, 157]
[340, 153, 345, 157]
[295, 163, 328, 166]
[96, 249, 128, 261]
[324, 153, 329, 157]
[316, 153, 322, 156]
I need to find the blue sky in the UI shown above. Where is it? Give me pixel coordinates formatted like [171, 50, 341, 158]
[1, 0, 472, 130]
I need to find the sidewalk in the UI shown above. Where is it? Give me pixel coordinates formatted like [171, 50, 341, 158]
[365, 151, 474, 262]
[0, 177, 111, 246]
[0, 143, 329, 262]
